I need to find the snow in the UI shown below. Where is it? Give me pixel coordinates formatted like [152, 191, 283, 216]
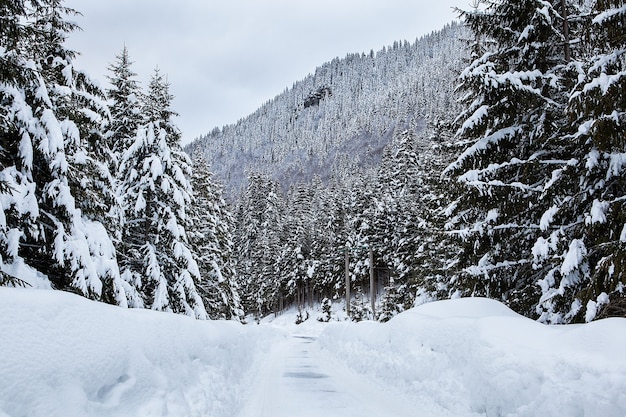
[593, 5, 626, 25]
[0, 288, 279, 417]
[560, 238, 587, 277]
[540, 205, 558, 231]
[586, 292, 609, 323]
[608, 152, 626, 179]
[444, 126, 521, 175]
[460, 104, 488, 133]
[18, 132, 33, 172]
[485, 208, 498, 223]
[39, 109, 65, 160]
[319, 298, 626, 417]
[0, 258, 51, 289]
[532, 230, 559, 264]
[583, 70, 626, 96]
[587, 199, 609, 225]
[2, 291, 625, 417]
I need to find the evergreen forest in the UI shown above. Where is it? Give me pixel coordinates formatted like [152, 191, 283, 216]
[2, 0, 625, 325]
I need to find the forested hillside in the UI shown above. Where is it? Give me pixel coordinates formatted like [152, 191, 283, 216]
[187, 22, 465, 197]
[187, 22, 468, 320]
[2, 0, 624, 325]
[189, 0, 625, 324]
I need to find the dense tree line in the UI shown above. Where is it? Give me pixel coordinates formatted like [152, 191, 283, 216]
[0, 0, 241, 320]
[187, 23, 466, 198]
[196, 0, 624, 323]
[3, 0, 623, 325]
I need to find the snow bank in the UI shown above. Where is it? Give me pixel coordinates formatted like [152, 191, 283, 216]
[319, 297, 626, 417]
[3, 292, 625, 417]
[0, 288, 282, 417]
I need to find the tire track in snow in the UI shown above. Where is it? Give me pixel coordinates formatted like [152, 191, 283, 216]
[236, 334, 422, 417]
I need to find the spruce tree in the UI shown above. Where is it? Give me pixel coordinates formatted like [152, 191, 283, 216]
[234, 173, 284, 316]
[279, 184, 316, 309]
[446, 0, 574, 316]
[374, 129, 424, 312]
[1, 0, 126, 304]
[118, 68, 206, 318]
[534, 0, 626, 322]
[189, 152, 243, 320]
[105, 46, 143, 171]
[309, 181, 349, 300]
[0, 0, 36, 286]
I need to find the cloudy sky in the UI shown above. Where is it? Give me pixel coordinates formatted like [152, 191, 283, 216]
[64, 0, 470, 144]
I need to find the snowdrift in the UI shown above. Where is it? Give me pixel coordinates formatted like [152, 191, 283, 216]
[2, 290, 625, 417]
[0, 288, 282, 417]
[319, 297, 626, 417]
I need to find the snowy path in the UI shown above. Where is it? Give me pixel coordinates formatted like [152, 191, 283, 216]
[237, 333, 421, 417]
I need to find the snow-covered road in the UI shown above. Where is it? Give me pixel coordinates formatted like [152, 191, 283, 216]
[237, 334, 420, 417]
[2, 289, 626, 417]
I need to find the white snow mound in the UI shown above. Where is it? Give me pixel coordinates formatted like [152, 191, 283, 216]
[0, 288, 282, 417]
[319, 297, 626, 417]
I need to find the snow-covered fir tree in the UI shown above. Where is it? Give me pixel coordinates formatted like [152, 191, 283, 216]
[278, 184, 317, 310]
[373, 129, 425, 315]
[234, 173, 285, 317]
[105, 46, 143, 172]
[118, 68, 206, 318]
[0, 0, 126, 304]
[442, 0, 625, 323]
[444, 0, 578, 317]
[189, 152, 243, 320]
[533, 0, 626, 322]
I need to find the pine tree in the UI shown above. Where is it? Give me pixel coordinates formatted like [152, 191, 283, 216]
[344, 173, 376, 286]
[234, 173, 284, 317]
[279, 184, 316, 309]
[445, 0, 574, 316]
[308, 181, 349, 300]
[374, 126, 462, 317]
[1, 0, 126, 304]
[534, 0, 626, 322]
[105, 46, 143, 171]
[0, 0, 37, 286]
[413, 122, 465, 305]
[118, 68, 206, 318]
[189, 152, 243, 320]
[373, 129, 424, 310]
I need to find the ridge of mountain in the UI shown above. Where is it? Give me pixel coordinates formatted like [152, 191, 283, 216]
[186, 22, 468, 198]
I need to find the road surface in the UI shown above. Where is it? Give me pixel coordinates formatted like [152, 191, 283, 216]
[237, 334, 421, 417]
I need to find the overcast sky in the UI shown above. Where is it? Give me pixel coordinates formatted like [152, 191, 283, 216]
[64, 0, 470, 144]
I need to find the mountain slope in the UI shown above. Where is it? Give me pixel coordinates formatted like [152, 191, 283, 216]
[186, 22, 467, 197]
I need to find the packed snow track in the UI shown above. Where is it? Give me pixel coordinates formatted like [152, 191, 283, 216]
[237, 334, 419, 417]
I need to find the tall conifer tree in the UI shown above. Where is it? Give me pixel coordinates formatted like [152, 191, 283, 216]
[446, 0, 574, 316]
[189, 152, 243, 320]
[105, 46, 143, 171]
[533, 0, 626, 322]
[1, 0, 126, 305]
[118, 68, 206, 318]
